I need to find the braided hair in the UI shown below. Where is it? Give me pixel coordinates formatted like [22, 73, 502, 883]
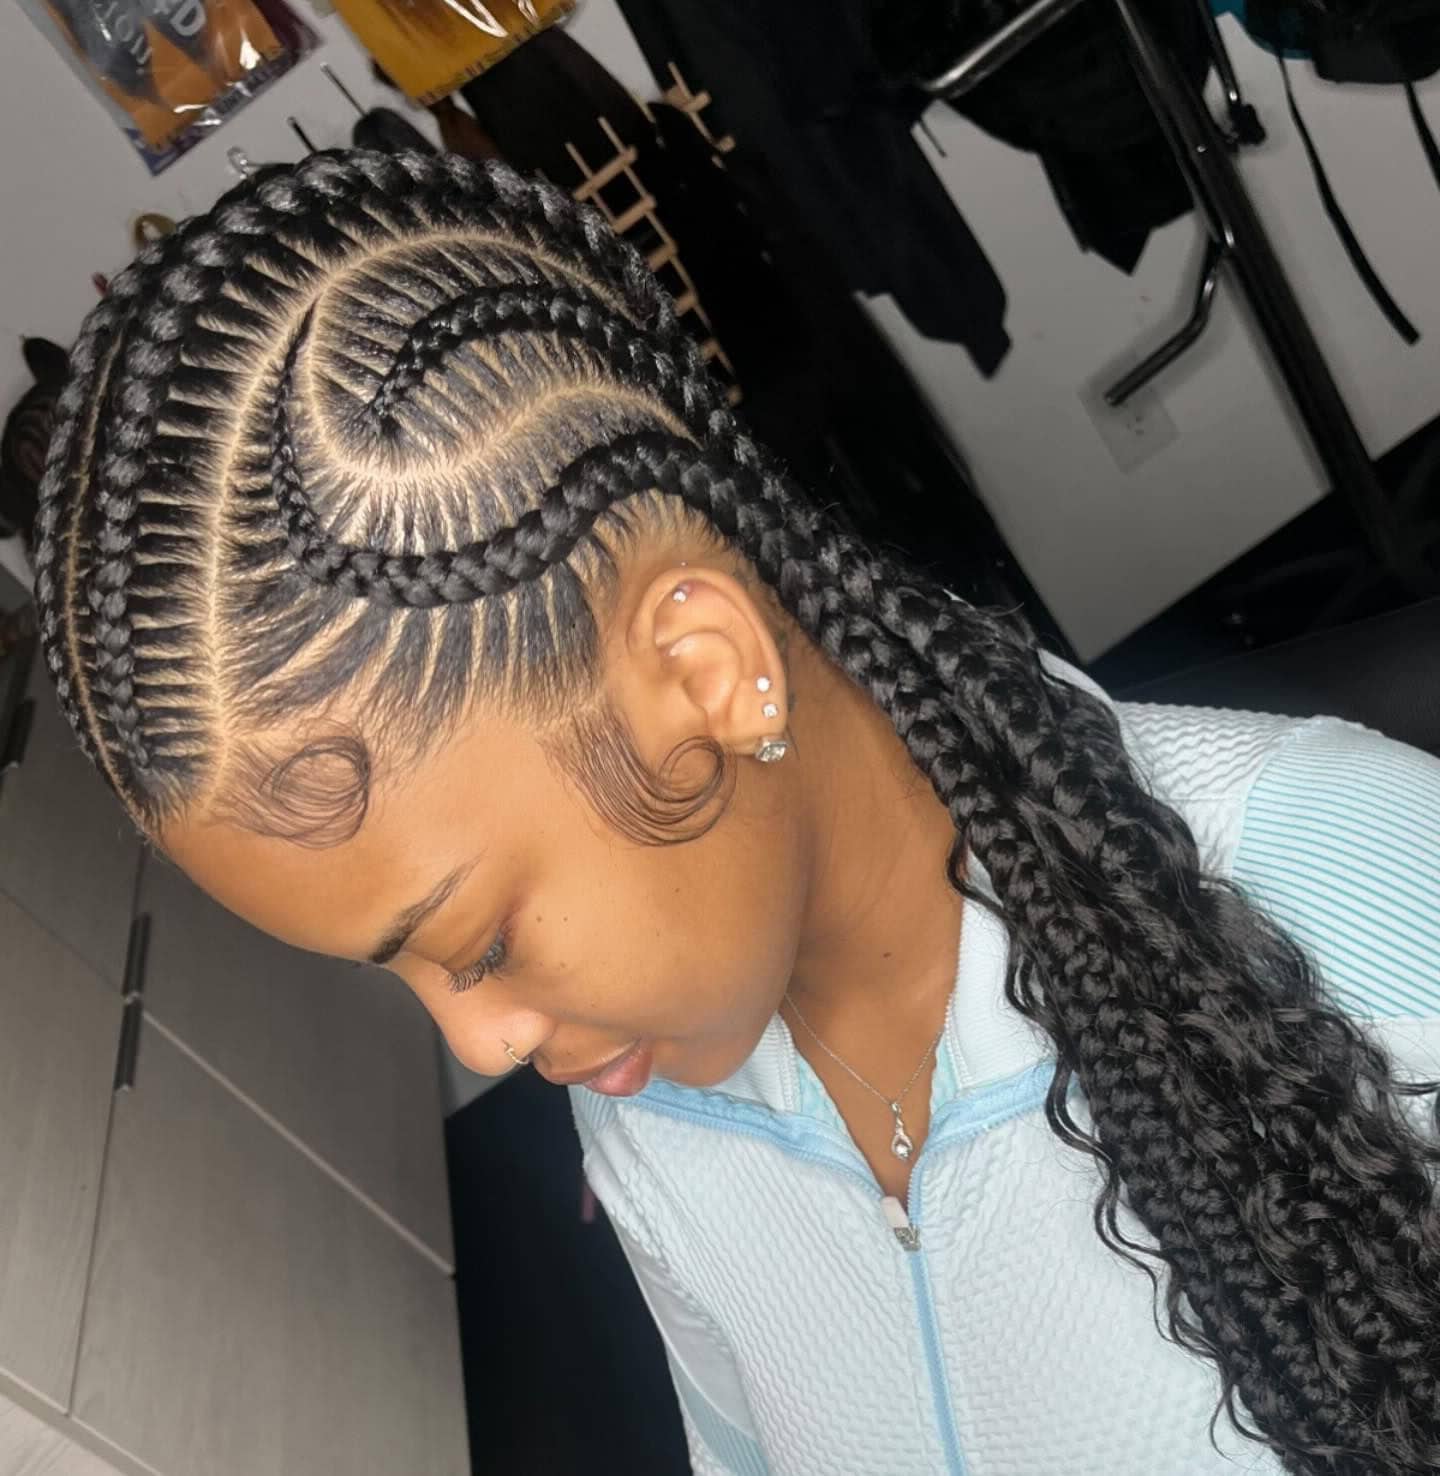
[37, 150, 1440, 1474]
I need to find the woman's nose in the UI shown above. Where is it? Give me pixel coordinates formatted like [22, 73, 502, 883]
[441, 1004, 553, 1079]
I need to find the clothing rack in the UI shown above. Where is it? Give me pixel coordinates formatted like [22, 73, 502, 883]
[924, 0, 1435, 599]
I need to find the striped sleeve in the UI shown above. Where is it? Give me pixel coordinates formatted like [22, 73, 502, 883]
[1233, 719, 1440, 1022]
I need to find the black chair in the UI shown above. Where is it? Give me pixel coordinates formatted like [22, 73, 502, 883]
[1120, 596, 1440, 757]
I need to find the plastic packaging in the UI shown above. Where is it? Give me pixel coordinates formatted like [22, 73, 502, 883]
[332, 0, 572, 106]
[22, 0, 317, 173]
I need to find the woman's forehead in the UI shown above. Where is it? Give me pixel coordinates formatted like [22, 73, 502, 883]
[160, 715, 538, 959]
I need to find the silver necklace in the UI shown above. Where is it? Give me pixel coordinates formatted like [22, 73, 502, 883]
[783, 994, 945, 1162]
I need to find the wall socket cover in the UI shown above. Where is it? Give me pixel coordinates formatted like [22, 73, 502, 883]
[1079, 376, 1180, 474]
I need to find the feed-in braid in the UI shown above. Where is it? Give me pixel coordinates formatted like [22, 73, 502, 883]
[36, 150, 1440, 1473]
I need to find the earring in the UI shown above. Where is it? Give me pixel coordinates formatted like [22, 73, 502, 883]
[756, 676, 772, 693]
[755, 737, 789, 764]
[671, 587, 689, 604]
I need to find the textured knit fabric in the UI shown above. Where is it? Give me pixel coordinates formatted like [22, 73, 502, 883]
[572, 691, 1440, 1476]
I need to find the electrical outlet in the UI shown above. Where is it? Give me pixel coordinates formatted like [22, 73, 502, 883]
[1079, 377, 1179, 474]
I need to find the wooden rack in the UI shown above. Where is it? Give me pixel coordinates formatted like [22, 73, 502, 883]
[567, 81, 741, 405]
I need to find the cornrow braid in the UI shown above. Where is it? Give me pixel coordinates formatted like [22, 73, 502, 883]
[36, 150, 681, 801]
[38, 150, 1440, 1474]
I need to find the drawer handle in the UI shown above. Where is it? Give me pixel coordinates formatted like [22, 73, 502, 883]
[115, 914, 151, 1092]
[114, 997, 144, 1093]
[123, 912, 151, 1000]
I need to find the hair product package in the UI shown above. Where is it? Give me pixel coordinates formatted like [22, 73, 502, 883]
[331, 0, 572, 105]
[22, 0, 318, 173]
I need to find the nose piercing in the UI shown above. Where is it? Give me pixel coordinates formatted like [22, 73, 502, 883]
[503, 1041, 531, 1069]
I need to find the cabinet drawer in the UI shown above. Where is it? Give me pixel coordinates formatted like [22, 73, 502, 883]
[139, 858, 453, 1266]
[0, 895, 122, 1409]
[72, 1023, 469, 1476]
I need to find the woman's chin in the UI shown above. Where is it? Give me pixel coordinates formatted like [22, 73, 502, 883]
[660, 1035, 768, 1091]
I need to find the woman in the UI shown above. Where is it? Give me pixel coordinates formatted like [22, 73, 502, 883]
[37, 151, 1440, 1475]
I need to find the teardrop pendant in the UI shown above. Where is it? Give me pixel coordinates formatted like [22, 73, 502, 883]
[889, 1102, 914, 1161]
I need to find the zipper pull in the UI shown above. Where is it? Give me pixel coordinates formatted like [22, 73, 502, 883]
[882, 1195, 921, 1252]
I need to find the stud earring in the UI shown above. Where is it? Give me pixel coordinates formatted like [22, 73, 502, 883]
[755, 737, 789, 764]
[762, 702, 779, 720]
[756, 676, 772, 693]
[671, 586, 689, 604]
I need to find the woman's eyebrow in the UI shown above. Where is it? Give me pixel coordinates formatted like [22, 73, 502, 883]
[368, 860, 479, 965]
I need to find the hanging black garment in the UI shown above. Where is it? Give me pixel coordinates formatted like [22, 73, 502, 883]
[1225, 0, 1440, 343]
[457, 26, 655, 191]
[873, 0, 1210, 273]
[613, 0, 1011, 373]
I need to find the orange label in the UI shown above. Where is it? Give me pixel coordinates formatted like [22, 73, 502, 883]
[332, 0, 574, 106]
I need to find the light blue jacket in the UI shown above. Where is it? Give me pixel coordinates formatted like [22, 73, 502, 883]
[573, 697, 1440, 1475]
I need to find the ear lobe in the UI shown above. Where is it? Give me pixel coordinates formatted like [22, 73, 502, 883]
[633, 567, 789, 758]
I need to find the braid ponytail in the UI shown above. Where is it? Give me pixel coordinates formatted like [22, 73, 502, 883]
[38, 150, 1440, 1473]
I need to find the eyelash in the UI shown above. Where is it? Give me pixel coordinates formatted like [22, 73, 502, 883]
[446, 931, 510, 995]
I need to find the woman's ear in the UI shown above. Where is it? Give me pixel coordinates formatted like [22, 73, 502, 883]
[617, 566, 789, 762]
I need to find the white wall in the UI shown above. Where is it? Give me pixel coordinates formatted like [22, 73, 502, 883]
[873, 20, 1440, 658]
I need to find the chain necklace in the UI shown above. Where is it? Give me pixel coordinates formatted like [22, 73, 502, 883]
[783, 994, 945, 1161]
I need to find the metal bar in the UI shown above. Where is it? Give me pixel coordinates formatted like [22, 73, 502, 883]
[1108, 0, 1426, 590]
[1195, 0, 1265, 145]
[922, 0, 1085, 98]
[1194, 0, 1240, 119]
[1106, 237, 1224, 406]
[322, 63, 364, 117]
[287, 116, 317, 155]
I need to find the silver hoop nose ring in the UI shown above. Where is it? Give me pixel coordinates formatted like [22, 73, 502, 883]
[502, 1041, 531, 1069]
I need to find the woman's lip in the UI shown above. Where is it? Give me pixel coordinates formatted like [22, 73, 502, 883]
[582, 1041, 654, 1097]
[539, 1041, 650, 1092]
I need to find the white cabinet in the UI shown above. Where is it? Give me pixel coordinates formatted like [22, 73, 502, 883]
[71, 1023, 468, 1476]
[0, 653, 140, 989]
[137, 858, 454, 1268]
[0, 895, 121, 1411]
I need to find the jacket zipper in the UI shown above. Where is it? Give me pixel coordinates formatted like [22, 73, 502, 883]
[628, 1088, 970, 1472]
[884, 1169, 967, 1474]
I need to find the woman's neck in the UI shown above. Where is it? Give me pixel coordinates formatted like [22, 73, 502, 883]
[786, 640, 964, 1040]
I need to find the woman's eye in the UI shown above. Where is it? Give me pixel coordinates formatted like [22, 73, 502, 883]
[446, 934, 508, 995]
